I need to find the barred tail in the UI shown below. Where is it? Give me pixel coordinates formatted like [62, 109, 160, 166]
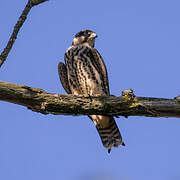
[89, 115, 125, 153]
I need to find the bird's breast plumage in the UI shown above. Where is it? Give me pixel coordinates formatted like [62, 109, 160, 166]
[64, 45, 109, 95]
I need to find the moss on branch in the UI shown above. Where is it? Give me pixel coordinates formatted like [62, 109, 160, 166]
[0, 81, 180, 118]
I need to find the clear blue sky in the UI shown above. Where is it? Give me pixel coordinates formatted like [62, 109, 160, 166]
[1, 0, 180, 179]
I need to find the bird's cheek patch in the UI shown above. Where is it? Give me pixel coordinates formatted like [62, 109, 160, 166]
[73, 37, 79, 45]
[80, 36, 86, 42]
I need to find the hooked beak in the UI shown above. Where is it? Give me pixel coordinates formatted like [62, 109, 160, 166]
[89, 32, 98, 39]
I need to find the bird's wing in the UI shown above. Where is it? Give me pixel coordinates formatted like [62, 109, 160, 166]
[58, 62, 72, 94]
[92, 48, 110, 94]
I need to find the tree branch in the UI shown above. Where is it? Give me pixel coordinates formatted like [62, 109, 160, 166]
[0, 0, 48, 68]
[0, 81, 180, 118]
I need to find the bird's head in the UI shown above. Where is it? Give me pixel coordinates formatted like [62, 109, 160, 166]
[72, 30, 98, 47]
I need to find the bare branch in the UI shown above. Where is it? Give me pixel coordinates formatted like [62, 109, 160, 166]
[0, 0, 48, 68]
[0, 81, 180, 118]
[30, 0, 48, 6]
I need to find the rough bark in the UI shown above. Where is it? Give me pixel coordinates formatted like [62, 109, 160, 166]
[0, 81, 180, 118]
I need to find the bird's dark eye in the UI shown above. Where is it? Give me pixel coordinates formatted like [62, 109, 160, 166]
[84, 31, 89, 36]
[87, 32, 91, 35]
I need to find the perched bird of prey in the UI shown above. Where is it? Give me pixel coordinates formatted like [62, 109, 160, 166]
[58, 30, 125, 153]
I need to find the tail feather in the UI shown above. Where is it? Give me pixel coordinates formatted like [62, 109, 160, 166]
[89, 115, 125, 153]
